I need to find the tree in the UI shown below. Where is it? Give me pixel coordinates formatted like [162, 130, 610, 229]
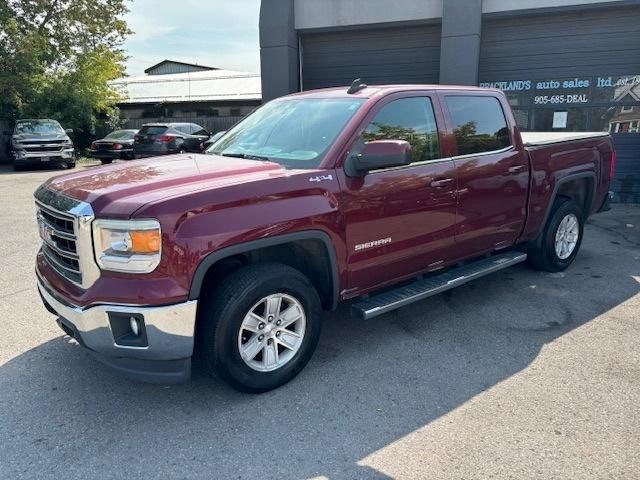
[0, 0, 130, 144]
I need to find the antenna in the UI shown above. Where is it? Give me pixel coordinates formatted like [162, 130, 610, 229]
[347, 78, 368, 94]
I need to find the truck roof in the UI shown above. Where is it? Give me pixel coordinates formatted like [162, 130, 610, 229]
[286, 84, 503, 100]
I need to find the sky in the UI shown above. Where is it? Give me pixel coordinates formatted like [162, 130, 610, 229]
[123, 0, 261, 76]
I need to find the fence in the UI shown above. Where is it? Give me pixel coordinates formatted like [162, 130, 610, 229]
[121, 116, 245, 134]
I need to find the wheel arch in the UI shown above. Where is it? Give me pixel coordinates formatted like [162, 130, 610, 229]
[532, 172, 595, 248]
[188, 230, 340, 310]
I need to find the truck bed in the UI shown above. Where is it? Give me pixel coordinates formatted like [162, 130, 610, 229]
[521, 131, 609, 147]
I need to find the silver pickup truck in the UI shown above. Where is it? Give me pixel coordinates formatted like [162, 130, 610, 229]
[7, 119, 76, 171]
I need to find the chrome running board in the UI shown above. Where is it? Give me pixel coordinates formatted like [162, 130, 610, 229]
[352, 252, 527, 320]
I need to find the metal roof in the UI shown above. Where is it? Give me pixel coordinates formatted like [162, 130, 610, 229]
[144, 60, 218, 75]
[111, 69, 262, 104]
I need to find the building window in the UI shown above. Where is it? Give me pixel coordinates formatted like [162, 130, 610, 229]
[195, 108, 220, 117]
[610, 120, 640, 133]
[621, 105, 634, 113]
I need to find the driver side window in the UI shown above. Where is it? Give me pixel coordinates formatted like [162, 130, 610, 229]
[362, 97, 440, 163]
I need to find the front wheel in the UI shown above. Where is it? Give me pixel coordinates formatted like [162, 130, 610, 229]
[528, 197, 584, 272]
[199, 263, 322, 393]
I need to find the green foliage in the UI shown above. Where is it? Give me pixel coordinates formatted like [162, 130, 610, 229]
[0, 0, 130, 145]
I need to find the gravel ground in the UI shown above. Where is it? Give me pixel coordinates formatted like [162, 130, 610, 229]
[1, 163, 638, 479]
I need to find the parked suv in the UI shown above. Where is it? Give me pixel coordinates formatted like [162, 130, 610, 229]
[35, 84, 615, 392]
[6, 119, 75, 170]
[132, 123, 210, 158]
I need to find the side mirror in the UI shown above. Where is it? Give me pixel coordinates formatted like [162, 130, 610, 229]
[345, 140, 412, 176]
[65, 128, 73, 135]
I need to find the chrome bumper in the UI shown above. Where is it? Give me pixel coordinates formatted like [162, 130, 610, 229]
[15, 148, 74, 160]
[37, 278, 197, 383]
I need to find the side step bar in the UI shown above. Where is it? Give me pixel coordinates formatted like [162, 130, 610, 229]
[352, 252, 527, 320]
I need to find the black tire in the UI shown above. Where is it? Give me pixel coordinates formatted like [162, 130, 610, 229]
[66, 162, 76, 169]
[528, 197, 584, 272]
[13, 163, 24, 172]
[178, 146, 187, 154]
[100, 159, 113, 165]
[199, 263, 322, 393]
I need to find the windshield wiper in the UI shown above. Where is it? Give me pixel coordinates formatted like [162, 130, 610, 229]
[220, 152, 271, 161]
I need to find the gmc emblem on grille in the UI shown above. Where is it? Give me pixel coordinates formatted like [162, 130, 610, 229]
[38, 219, 54, 243]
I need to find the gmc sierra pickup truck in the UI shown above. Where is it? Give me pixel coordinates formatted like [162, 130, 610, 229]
[35, 83, 615, 392]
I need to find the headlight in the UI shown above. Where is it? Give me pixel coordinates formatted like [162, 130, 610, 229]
[92, 219, 162, 273]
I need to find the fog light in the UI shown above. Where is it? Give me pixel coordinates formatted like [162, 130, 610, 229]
[130, 316, 140, 336]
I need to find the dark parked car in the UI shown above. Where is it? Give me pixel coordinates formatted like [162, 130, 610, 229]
[133, 123, 210, 158]
[90, 129, 138, 164]
[203, 130, 226, 150]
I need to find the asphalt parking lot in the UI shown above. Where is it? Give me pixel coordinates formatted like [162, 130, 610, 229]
[1, 163, 639, 479]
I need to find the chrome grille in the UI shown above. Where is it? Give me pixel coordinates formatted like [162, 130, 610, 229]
[37, 202, 82, 285]
[24, 145, 64, 153]
[34, 185, 99, 289]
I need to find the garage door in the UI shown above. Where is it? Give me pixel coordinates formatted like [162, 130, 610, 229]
[480, 7, 640, 80]
[301, 24, 441, 90]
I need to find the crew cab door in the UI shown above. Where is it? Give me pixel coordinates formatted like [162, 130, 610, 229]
[336, 94, 457, 293]
[440, 94, 529, 256]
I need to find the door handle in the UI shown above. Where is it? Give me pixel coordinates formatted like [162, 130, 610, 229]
[430, 178, 454, 188]
[508, 165, 526, 174]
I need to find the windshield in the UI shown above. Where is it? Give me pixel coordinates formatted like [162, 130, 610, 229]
[15, 120, 65, 135]
[105, 130, 137, 140]
[208, 98, 365, 169]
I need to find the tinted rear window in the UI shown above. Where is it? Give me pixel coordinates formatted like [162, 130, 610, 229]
[445, 96, 511, 155]
[139, 126, 167, 135]
[105, 130, 136, 140]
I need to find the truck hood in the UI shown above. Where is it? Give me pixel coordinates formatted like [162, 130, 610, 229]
[13, 132, 70, 142]
[44, 154, 289, 217]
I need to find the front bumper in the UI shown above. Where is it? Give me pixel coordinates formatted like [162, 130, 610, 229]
[14, 148, 74, 163]
[37, 277, 197, 383]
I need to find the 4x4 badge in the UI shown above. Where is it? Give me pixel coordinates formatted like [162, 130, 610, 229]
[309, 174, 333, 183]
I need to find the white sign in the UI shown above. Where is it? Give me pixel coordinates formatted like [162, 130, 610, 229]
[552, 111, 568, 129]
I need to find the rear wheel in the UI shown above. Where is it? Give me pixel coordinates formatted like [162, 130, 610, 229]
[100, 159, 113, 165]
[528, 197, 584, 272]
[66, 162, 76, 169]
[199, 263, 322, 393]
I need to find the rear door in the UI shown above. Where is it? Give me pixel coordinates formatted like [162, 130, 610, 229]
[441, 93, 529, 256]
[336, 94, 457, 293]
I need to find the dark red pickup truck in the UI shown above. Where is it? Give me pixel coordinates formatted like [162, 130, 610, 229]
[35, 84, 615, 392]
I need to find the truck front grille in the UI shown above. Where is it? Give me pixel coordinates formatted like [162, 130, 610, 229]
[24, 145, 64, 153]
[37, 203, 82, 285]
